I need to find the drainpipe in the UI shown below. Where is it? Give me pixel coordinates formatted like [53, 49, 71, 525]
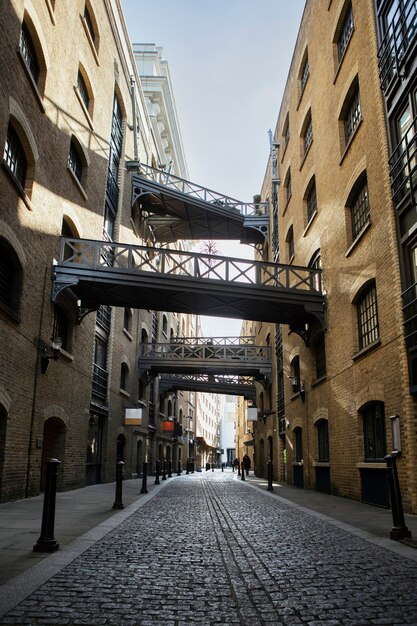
[130, 76, 138, 161]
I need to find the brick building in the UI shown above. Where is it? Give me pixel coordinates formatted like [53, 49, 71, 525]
[0, 0, 192, 502]
[252, 0, 417, 513]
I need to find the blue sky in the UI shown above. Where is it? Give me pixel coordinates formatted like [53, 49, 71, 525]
[120, 0, 305, 336]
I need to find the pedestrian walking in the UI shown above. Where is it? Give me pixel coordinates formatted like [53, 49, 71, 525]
[233, 458, 239, 473]
[243, 454, 251, 476]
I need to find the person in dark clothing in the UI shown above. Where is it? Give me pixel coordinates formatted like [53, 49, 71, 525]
[233, 458, 239, 472]
[242, 454, 251, 476]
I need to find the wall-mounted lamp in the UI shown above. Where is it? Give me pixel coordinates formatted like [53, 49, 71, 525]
[390, 415, 401, 454]
[291, 376, 306, 402]
[40, 337, 62, 374]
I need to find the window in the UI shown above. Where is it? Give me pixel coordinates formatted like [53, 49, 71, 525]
[344, 85, 361, 144]
[120, 363, 129, 390]
[361, 402, 386, 461]
[84, 4, 96, 44]
[290, 355, 301, 393]
[300, 53, 310, 94]
[294, 427, 303, 462]
[3, 124, 27, 189]
[0, 238, 22, 316]
[338, 2, 354, 61]
[92, 335, 108, 400]
[314, 333, 326, 379]
[20, 21, 40, 84]
[284, 169, 292, 204]
[283, 115, 290, 148]
[77, 70, 90, 112]
[287, 225, 294, 261]
[306, 178, 317, 222]
[351, 177, 370, 240]
[303, 112, 313, 156]
[317, 419, 329, 462]
[357, 282, 379, 349]
[309, 250, 322, 292]
[123, 308, 132, 333]
[52, 305, 69, 352]
[68, 138, 83, 184]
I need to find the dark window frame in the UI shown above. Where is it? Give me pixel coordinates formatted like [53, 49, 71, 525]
[344, 87, 362, 144]
[68, 138, 83, 184]
[3, 124, 27, 189]
[361, 401, 386, 461]
[20, 21, 40, 84]
[317, 419, 329, 462]
[357, 282, 379, 350]
[338, 2, 354, 61]
[351, 178, 370, 239]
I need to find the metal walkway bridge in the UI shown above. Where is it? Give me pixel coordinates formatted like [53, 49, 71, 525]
[128, 162, 269, 244]
[138, 336, 271, 381]
[52, 238, 325, 335]
[158, 374, 257, 401]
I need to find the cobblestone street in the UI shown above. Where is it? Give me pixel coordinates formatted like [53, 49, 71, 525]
[1, 472, 417, 626]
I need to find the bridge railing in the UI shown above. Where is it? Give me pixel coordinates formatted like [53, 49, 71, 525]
[130, 162, 269, 217]
[58, 238, 322, 294]
[159, 373, 256, 386]
[139, 341, 271, 362]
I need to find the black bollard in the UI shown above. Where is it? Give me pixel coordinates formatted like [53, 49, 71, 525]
[177, 459, 181, 476]
[385, 454, 412, 540]
[140, 461, 148, 494]
[222, 464, 224, 472]
[168, 459, 172, 478]
[267, 459, 274, 492]
[162, 459, 167, 480]
[241, 461, 245, 481]
[237, 461, 241, 476]
[212, 463, 214, 472]
[33, 458, 61, 552]
[155, 459, 160, 485]
[112, 461, 125, 509]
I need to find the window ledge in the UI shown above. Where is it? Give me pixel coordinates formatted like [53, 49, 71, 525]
[1, 161, 33, 210]
[352, 338, 381, 361]
[119, 388, 130, 399]
[59, 348, 74, 362]
[303, 210, 317, 237]
[74, 86, 94, 131]
[283, 196, 291, 216]
[292, 461, 303, 466]
[67, 165, 87, 201]
[17, 48, 45, 114]
[313, 461, 330, 467]
[345, 220, 371, 257]
[123, 328, 133, 341]
[80, 15, 100, 66]
[356, 462, 387, 469]
[280, 141, 289, 163]
[339, 117, 363, 166]
[296, 78, 309, 111]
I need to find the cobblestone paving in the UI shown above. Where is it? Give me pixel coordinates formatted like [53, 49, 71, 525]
[1, 473, 417, 625]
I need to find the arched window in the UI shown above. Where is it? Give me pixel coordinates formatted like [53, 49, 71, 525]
[313, 332, 326, 379]
[284, 168, 292, 205]
[20, 21, 40, 84]
[309, 250, 322, 292]
[346, 172, 370, 241]
[82, 1, 100, 61]
[294, 427, 303, 462]
[340, 77, 361, 146]
[0, 238, 23, 317]
[305, 176, 317, 223]
[356, 281, 379, 350]
[302, 109, 313, 156]
[316, 419, 329, 462]
[162, 315, 168, 337]
[68, 136, 87, 190]
[120, 362, 129, 391]
[299, 50, 310, 95]
[282, 113, 290, 149]
[52, 304, 69, 352]
[3, 124, 27, 189]
[360, 401, 386, 461]
[286, 225, 294, 261]
[290, 356, 301, 393]
[336, 1, 354, 62]
[123, 308, 132, 333]
[76, 67, 94, 119]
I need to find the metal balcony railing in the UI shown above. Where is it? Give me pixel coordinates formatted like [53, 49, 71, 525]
[140, 340, 271, 363]
[159, 373, 256, 386]
[389, 120, 417, 205]
[131, 162, 268, 217]
[57, 238, 322, 293]
[378, 0, 417, 92]
[402, 281, 417, 347]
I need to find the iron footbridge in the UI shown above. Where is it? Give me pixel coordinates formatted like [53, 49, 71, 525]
[52, 238, 326, 336]
[128, 162, 269, 244]
[158, 374, 257, 401]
